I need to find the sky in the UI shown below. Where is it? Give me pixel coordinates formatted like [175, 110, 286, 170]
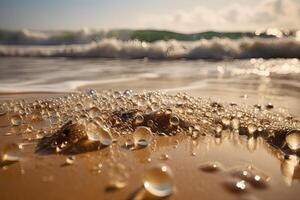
[0, 0, 299, 32]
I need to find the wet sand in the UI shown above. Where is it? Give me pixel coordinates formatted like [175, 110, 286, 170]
[0, 88, 299, 200]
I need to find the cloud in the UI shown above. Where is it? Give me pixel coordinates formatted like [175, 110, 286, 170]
[136, 0, 300, 32]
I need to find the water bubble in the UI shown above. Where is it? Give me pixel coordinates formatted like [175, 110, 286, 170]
[237, 111, 243, 118]
[0, 105, 8, 116]
[134, 114, 144, 124]
[186, 108, 193, 115]
[125, 139, 134, 149]
[191, 130, 200, 140]
[88, 107, 101, 118]
[92, 163, 103, 173]
[143, 165, 174, 197]
[65, 156, 75, 165]
[231, 118, 240, 130]
[265, 103, 274, 110]
[230, 166, 270, 189]
[253, 104, 262, 110]
[86, 122, 112, 146]
[1, 143, 21, 163]
[151, 102, 160, 112]
[199, 161, 223, 173]
[137, 97, 147, 107]
[107, 180, 127, 190]
[215, 124, 223, 134]
[248, 124, 257, 134]
[285, 130, 300, 151]
[113, 91, 122, 98]
[75, 103, 83, 112]
[224, 178, 249, 193]
[10, 114, 22, 126]
[222, 117, 230, 126]
[133, 126, 152, 148]
[169, 115, 179, 126]
[236, 180, 247, 190]
[123, 90, 132, 97]
[88, 89, 97, 96]
[160, 154, 169, 160]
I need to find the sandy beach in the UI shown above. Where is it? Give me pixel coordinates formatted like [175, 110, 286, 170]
[0, 85, 299, 200]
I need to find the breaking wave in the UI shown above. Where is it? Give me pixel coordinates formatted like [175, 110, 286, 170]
[1, 37, 300, 59]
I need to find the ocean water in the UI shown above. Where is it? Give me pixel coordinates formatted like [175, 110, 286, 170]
[0, 57, 299, 114]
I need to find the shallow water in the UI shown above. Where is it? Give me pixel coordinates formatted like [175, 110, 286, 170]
[0, 57, 299, 114]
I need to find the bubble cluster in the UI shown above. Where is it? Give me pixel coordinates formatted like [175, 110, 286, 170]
[229, 166, 271, 189]
[0, 90, 298, 157]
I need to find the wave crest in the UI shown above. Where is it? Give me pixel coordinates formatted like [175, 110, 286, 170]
[0, 38, 299, 59]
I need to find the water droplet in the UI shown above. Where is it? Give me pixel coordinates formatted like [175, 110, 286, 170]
[265, 103, 274, 110]
[248, 124, 257, 134]
[224, 178, 249, 193]
[65, 156, 75, 165]
[1, 143, 21, 163]
[123, 90, 132, 97]
[10, 114, 22, 126]
[215, 124, 223, 134]
[285, 130, 300, 151]
[222, 117, 230, 126]
[113, 91, 122, 98]
[231, 118, 240, 130]
[134, 114, 144, 124]
[133, 126, 152, 148]
[230, 166, 270, 189]
[0, 105, 8, 116]
[199, 161, 223, 173]
[75, 103, 83, 112]
[169, 115, 179, 126]
[125, 139, 134, 149]
[88, 107, 100, 118]
[88, 89, 97, 96]
[191, 130, 199, 140]
[236, 180, 247, 190]
[86, 122, 112, 146]
[107, 180, 127, 190]
[160, 154, 169, 160]
[151, 102, 160, 112]
[92, 163, 103, 173]
[143, 165, 174, 197]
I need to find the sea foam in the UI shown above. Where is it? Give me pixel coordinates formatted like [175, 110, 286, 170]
[1, 38, 299, 59]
